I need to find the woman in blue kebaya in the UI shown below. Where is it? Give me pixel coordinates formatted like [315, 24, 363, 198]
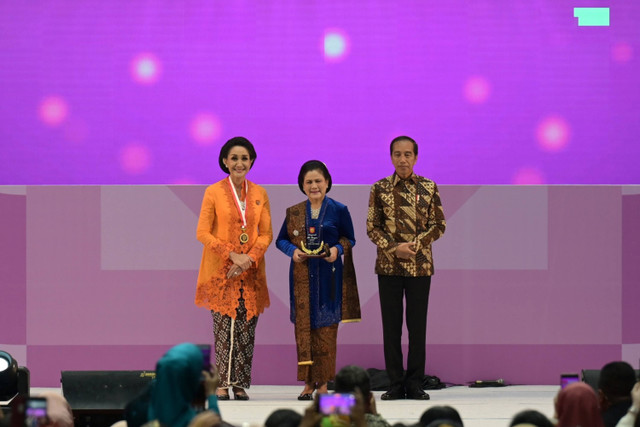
[276, 160, 361, 400]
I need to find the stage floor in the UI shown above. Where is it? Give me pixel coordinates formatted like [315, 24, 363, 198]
[32, 384, 558, 427]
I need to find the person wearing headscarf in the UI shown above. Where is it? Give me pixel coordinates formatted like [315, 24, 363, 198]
[146, 343, 220, 427]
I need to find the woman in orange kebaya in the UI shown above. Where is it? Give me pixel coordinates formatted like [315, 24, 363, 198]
[195, 136, 272, 401]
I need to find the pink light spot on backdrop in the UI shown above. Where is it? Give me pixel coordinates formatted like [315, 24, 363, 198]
[323, 29, 349, 62]
[190, 113, 222, 146]
[513, 167, 545, 184]
[464, 76, 491, 104]
[131, 53, 162, 85]
[611, 42, 633, 63]
[38, 96, 69, 127]
[536, 116, 571, 151]
[120, 143, 152, 175]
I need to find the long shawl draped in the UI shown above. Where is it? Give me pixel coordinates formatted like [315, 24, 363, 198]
[285, 200, 361, 366]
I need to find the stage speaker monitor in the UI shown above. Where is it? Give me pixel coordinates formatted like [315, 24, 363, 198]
[61, 370, 156, 427]
[581, 369, 600, 394]
[61, 370, 155, 410]
[581, 369, 640, 394]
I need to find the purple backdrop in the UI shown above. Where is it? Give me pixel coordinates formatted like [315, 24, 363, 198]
[1, 1, 639, 185]
[1, 184, 639, 387]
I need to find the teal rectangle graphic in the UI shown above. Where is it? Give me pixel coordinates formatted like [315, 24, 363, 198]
[574, 7, 610, 26]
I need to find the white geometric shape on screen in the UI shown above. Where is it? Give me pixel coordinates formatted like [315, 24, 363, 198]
[621, 344, 640, 365]
[100, 186, 202, 270]
[435, 186, 548, 270]
[0, 186, 26, 195]
[622, 185, 640, 195]
[0, 345, 27, 367]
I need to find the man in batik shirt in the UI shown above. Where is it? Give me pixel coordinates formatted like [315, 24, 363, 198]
[366, 136, 446, 401]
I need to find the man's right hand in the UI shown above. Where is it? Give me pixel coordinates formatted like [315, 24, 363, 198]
[395, 242, 417, 259]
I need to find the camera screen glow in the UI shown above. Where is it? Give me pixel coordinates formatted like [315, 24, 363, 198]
[319, 394, 355, 415]
[26, 408, 47, 417]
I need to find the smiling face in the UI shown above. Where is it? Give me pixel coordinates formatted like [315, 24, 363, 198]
[302, 169, 329, 205]
[223, 145, 252, 182]
[391, 139, 418, 179]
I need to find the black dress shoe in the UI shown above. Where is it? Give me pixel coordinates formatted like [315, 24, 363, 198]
[381, 388, 405, 400]
[298, 393, 313, 401]
[406, 389, 430, 400]
[216, 392, 230, 400]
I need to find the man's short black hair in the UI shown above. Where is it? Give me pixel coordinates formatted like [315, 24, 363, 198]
[265, 409, 302, 427]
[420, 406, 464, 427]
[218, 136, 257, 174]
[333, 365, 371, 397]
[509, 409, 554, 427]
[390, 135, 418, 156]
[598, 361, 636, 399]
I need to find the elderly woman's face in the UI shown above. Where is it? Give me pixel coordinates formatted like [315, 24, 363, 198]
[224, 146, 252, 181]
[303, 169, 328, 205]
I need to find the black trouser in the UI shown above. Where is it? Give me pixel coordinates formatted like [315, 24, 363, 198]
[378, 275, 431, 392]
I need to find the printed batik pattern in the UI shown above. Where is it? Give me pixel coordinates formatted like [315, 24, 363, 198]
[211, 296, 258, 389]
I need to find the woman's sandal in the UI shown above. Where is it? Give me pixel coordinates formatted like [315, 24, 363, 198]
[232, 387, 250, 401]
[216, 389, 230, 400]
[298, 383, 316, 400]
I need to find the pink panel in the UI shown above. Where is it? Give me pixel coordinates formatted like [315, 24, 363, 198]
[28, 345, 170, 387]
[10, 185, 635, 387]
[0, 193, 26, 344]
[622, 194, 640, 342]
[26, 186, 213, 345]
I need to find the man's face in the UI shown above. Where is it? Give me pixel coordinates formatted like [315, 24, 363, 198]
[391, 139, 417, 179]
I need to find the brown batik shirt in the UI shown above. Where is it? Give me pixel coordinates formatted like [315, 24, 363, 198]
[367, 172, 446, 276]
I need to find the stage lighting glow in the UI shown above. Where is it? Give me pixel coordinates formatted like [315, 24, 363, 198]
[324, 29, 349, 62]
[464, 76, 491, 104]
[536, 116, 570, 152]
[612, 42, 633, 63]
[131, 53, 161, 84]
[120, 143, 151, 175]
[0, 350, 20, 401]
[190, 113, 222, 146]
[38, 96, 69, 127]
[513, 167, 545, 184]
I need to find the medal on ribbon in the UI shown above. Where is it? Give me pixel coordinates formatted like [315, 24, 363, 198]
[228, 177, 249, 244]
[239, 228, 249, 244]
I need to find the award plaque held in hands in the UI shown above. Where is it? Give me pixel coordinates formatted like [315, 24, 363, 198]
[301, 241, 331, 258]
